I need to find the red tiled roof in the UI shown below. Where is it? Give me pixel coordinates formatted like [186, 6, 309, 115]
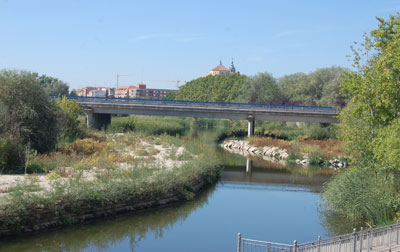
[211, 65, 229, 71]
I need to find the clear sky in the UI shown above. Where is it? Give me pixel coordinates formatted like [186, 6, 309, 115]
[1, 0, 399, 90]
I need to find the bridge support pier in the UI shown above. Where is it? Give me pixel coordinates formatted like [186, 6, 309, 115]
[247, 116, 255, 137]
[86, 112, 111, 130]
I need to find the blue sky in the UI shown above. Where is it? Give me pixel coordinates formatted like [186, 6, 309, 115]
[1, 0, 399, 90]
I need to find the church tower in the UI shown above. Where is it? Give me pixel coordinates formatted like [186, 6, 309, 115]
[229, 59, 236, 73]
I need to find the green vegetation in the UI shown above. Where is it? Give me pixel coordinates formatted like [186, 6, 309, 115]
[0, 70, 87, 174]
[176, 73, 247, 102]
[35, 73, 71, 96]
[279, 67, 348, 106]
[0, 70, 59, 153]
[108, 116, 190, 136]
[323, 14, 400, 226]
[175, 67, 347, 107]
[0, 132, 220, 234]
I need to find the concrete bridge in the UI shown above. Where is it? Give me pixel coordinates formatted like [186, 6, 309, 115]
[63, 96, 339, 136]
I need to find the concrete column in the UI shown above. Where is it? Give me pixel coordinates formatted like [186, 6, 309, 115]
[86, 112, 111, 130]
[247, 116, 255, 137]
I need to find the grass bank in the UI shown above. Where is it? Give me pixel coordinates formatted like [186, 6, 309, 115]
[0, 128, 221, 236]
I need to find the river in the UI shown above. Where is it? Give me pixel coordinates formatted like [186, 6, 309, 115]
[0, 134, 352, 252]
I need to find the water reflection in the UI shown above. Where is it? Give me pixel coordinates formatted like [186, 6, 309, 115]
[215, 146, 331, 192]
[0, 185, 217, 252]
[246, 158, 252, 173]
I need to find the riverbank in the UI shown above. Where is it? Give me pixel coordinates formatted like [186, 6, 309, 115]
[0, 132, 220, 237]
[222, 137, 348, 169]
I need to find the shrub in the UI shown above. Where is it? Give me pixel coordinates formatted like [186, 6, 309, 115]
[69, 138, 106, 156]
[0, 136, 24, 174]
[306, 124, 337, 140]
[309, 152, 323, 165]
[323, 165, 398, 226]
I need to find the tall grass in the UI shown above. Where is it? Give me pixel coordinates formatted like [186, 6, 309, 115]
[108, 116, 189, 136]
[322, 164, 399, 226]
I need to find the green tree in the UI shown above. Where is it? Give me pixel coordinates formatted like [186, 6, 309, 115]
[34, 73, 70, 96]
[323, 14, 400, 226]
[238, 72, 281, 103]
[339, 15, 400, 160]
[277, 67, 347, 106]
[56, 96, 85, 142]
[0, 70, 58, 153]
[176, 73, 248, 102]
[162, 92, 177, 100]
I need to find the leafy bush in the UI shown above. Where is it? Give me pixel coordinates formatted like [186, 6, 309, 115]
[306, 124, 337, 140]
[287, 152, 300, 163]
[56, 96, 86, 142]
[309, 152, 323, 165]
[107, 116, 136, 132]
[0, 136, 24, 174]
[69, 138, 106, 156]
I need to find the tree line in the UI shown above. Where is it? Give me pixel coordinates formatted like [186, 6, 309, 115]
[176, 66, 348, 107]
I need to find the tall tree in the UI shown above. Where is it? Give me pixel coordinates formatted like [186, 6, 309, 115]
[339, 14, 400, 161]
[0, 70, 59, 153]
[34, 73, 70, 96]
[238, 72, 282, 103]
[277, 67, 347, 106]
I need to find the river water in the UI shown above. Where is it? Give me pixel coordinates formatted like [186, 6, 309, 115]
[0, 139, 352, 252]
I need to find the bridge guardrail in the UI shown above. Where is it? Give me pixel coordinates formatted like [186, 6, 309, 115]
[51, 95, 338, 113]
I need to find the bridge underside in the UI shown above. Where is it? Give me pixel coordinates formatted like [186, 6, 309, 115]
[83, 103, 338, 136]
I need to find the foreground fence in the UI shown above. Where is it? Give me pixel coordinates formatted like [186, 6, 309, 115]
[238, 222, 400, 252]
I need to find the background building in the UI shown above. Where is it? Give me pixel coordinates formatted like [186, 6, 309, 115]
[77, 83, 176, 99]
[203, 60, 237, 77]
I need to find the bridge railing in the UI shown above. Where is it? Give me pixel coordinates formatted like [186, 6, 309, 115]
[51, 95, 338, 113]
[237, 233, 295, 252]
[238, 222, 400, 252]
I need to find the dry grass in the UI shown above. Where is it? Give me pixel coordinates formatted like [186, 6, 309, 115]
[299, 139, 344, 158]
[248, 137, 295, 151]
[248, 137, 344, 159]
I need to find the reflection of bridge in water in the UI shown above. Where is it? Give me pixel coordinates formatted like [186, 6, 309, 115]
[221, 157, 330, 191]
[59, 96, 339, 136]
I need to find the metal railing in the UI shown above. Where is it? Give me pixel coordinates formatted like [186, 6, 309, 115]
[237, 233, 296, 252]
[51, 95, 338, 113]
[238, 222, 400, 252]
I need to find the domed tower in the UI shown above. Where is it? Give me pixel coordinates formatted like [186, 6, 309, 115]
[229, 58, 236, 73]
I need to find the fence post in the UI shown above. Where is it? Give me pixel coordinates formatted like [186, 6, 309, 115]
[318, 236, 321, 252]
[389, 226, 392, 252]
[359, 227, 364, 252]
[397, 221, 399, 245]
[293, 240, 298, 252]
[237, 233, 242, 252]
[366, 230, 370, 251]
[353, 228, 357, 252]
